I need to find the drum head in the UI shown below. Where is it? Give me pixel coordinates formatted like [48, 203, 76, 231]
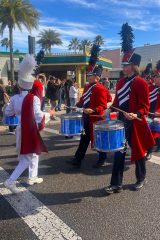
[94, 120, 124, 131]
[61, 112, 82, 120]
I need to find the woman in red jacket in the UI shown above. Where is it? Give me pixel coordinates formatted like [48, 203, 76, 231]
[104, 50, 155, 194]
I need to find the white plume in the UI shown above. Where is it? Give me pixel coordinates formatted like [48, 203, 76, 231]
[18, 54, 37, 80]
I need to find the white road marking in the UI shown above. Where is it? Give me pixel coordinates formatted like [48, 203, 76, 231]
[0, 167, 82, 240]
[149, 155, 160, 165]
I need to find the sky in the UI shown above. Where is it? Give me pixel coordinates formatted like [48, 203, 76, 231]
[0, 0, 160, 53]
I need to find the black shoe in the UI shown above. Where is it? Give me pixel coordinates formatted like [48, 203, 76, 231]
[66, 159, 81, 168]
[104, 185, 123, 194]
[133, 180, 145, 191]
[93, 160, 105, 169]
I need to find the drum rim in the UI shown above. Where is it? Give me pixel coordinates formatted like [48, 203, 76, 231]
[93, 119, 124, 130]
[59, 132, 82, 136]
[60, 114, 82, 119]
[94, 126, 124, 131]
[93, 147, 125, 152]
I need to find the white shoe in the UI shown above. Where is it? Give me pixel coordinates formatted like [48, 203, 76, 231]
[4, 180, 19, 194]
[27, 177, 43, 186]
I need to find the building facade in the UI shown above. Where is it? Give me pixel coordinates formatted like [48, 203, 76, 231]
[40, 52, 112, 88]
[101, 44, 160, 80]
[0, 52, 26, 85]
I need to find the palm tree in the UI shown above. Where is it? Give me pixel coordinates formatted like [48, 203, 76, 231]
[1, 38, 10, 52]
[80, 39, 92, 53]
[93, 35, 105, 46]
[37, 29, 62, 54]
[68, 38, 81, 53]
[0, 0, 39, 84]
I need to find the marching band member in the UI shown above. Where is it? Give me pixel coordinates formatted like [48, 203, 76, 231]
[104, 50, 155, 194]
[144, 61, 160, 160]
[148, 64, 160, 153]
[4, 55, 48, 194]
[67, 65, 111, 168]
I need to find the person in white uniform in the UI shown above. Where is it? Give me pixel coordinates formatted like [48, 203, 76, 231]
[4, 55, 47, 194]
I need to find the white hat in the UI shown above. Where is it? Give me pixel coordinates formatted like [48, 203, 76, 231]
[18, 55, 37, 90]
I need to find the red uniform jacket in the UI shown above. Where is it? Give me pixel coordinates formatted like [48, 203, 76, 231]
[20, 93, 48, 155]
[149, 84, 160, 139]
[77, 83, 109, 145]
[113, 76, 155, 161]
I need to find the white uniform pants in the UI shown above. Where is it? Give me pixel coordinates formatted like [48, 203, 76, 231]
[9, 154, 39, 182]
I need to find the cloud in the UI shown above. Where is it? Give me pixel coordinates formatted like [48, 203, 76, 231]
[64, 0, 97, 8]
[0, 17, 99, 52]
[104, 0, 160, 7]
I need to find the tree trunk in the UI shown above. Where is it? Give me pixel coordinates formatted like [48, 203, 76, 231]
[9, 26, 14, 85]
[49, 45, 51, 55]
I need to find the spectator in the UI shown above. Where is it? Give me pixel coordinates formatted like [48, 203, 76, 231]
[101, 78, 110, 89]
[8, 83, 20, 134]
[69, 82, 79, 107]
[64, 79, 73, 113]
[110, 80, 114, 90]
[57, 79, 66, 111]
[37, 74, 47, 111]
[46, 76, 59, 120]
[0, 79, 10, 122]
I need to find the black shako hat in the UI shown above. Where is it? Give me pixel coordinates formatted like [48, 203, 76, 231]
[87, 65, 103, 77]
[122, 49, 141, 66]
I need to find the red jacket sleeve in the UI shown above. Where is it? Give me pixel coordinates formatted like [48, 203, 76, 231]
[134, 78, 150, 116]
[94, 87, 107, 114]
[76, 95, 83, 108]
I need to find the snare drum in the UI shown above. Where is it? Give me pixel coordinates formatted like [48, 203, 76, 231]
[60, 112, 83, 136]
[4, 116, 19, 126]
[153, 118, 160, 132]
[94, 120, 125, 152]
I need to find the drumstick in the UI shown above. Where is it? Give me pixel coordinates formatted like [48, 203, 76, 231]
[64, 105, 77, 110]
[111, 106, 142, 121]
[148, 112, 160, 117]
[90, 115, 105, 118]
[148, 112, 155, 115]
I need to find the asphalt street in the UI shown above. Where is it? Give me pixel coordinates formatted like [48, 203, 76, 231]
[0, 118, 160, 240]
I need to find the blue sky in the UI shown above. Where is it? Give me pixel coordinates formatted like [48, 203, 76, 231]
[0, 0, 160, 53]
